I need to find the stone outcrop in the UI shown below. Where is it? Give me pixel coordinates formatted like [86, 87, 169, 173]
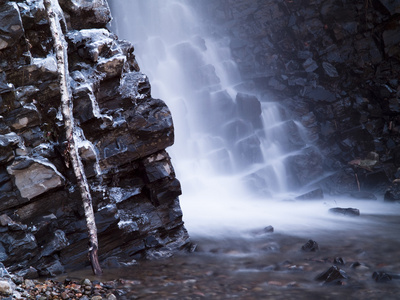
[197, 0, 400, 196]
[0, 0, 190, 275]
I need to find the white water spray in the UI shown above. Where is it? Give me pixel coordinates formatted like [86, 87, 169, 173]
[109, 0, 400, 237]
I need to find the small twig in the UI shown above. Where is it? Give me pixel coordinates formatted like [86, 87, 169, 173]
[355, 172, 361, 192]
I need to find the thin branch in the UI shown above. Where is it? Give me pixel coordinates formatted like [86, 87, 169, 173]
[44, 0, 102, 275]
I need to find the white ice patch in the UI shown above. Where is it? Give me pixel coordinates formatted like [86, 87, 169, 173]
[25, 0, 45, 11]
[33, 54, 57, 73]
[68, 28, 111, 44]
[109, 187, 141, 203]
[56, 107, 63, 121]
[98, 203, 117, 211]
[67, 29, 113, 62]
[117, 220, 139, 232]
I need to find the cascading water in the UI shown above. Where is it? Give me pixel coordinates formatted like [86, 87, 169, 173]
[109, 0, 400, 237]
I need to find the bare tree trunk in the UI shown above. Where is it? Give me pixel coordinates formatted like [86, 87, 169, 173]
[44, 0, 102, 275]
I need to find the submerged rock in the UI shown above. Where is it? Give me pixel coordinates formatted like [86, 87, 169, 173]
[329, 207, 360, 216]
[372, 271, 393, 282]
[301, 240, 319, 252]
[333, 257, 345, 266]
[315, 265, 348, 284]
[250, 225, 274, 236]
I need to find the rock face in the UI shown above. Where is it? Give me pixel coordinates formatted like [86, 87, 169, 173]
[0, 0, 190, 275]
[197, 0, 400, 196]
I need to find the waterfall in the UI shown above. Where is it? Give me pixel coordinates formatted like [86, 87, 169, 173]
[109, 0, 338, 236]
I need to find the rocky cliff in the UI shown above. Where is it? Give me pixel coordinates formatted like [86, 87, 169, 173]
[0, 0, 190, 276]
[197, 0, 400, 197]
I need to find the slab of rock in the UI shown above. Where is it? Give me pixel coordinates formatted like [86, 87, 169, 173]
[329, 207, 360, 216]
[7, 158, 64, 200]
[316, 265, 348, 284]
[0, 2, 24, 50]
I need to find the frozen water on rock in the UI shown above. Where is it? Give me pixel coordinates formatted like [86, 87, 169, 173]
[33, 54, 57, 73]
[109, 187, 141, 204]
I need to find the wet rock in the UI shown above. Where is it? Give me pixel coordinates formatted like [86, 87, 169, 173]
[322, 62, 339, 77]
[376, 0, 400, 15]
[0, 133, 21, 164]
[302, 58, 318, 73]
[41, 230, 70, 257]
[350, 261, 369, 270]
[0, 2, 24, 51]
[59, 0, 112, 30]
[315, 265, 348, 284]
[0, 214, 12, 227]
[372, 271, 392, 282]
[382, 17, 400, 57]
[304, 86, 336, 102]
[6, 103, 41, 130]
[0, 0, 190, 274]
[235, 93, 262, 126]
[250, 225, 274, 236]
[0, 262, 10, 278]
[287, 146, 324, 188]
[329, 207, 360, 216]
[16, 267, 39, 280]
[349, 191, 377, 200]
[37, 259, 65, 277]
[295, 188, 324, 200]
[333, 257, 345, 266]
[0, 280, 12, 296]
[301, 240, 319, 252]
[7, 158, 64, 200]
[384, 182, 400, 201]
[235, 134, 263, 166]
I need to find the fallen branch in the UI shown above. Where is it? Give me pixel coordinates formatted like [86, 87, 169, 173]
[355, 173, 360, 192]
[44, 0, 102, 275]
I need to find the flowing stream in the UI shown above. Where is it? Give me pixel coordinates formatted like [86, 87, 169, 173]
[101, 1, 400, 298]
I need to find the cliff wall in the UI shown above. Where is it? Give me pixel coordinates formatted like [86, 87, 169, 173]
[198, 0, 400, 196]
[0, 0, 190, 276]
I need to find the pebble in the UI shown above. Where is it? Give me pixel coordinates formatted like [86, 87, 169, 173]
[0, 277, 120, 299]
[0, 280, 12, 295]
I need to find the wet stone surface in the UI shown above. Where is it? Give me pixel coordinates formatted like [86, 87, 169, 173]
[12, 213, 393, 300]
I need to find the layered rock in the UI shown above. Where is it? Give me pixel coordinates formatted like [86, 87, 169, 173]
[197, 0, 400, 196]
[0, 0, 190, 275]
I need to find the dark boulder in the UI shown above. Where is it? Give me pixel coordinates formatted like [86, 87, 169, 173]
[250, 225, 274, 236]
[384, 182, 400, 201]
[333, 257, 345, 266]
[315, 265, 348, 284]
[372, 271, 392, 282]
[329, 207, 360, 217]
[301, 239, 319, 252]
